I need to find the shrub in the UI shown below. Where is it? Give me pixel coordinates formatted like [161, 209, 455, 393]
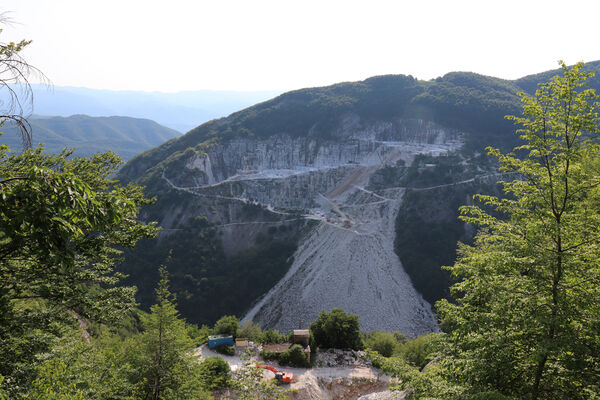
[237, 320, 262, 342]
[214, 315, 238, 338]
[260, 349, 280, 361]
[398, 333, 441, 370]
[363, 331, 397, 357]
[199, 356, 231, 390]
[310, 308, 363, 350]
[187, 324, 212, 346]
[279, 345, 309, 368]
[259, 329, 288, 344]
[215, 345, 235, 356]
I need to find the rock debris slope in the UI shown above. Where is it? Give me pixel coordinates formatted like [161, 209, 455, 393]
[243, 177, 438, 335]
[237, 120, 462, 334]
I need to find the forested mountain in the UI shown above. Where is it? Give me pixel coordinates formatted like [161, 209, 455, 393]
[117, 61, 600, 331]
[0, 114, 181, 161]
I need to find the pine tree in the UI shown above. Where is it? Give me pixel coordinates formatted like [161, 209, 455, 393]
[133, 266, 209, 400]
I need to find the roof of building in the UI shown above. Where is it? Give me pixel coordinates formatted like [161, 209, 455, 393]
[208, 334, 233, 340]
[263, 343, 292, 353]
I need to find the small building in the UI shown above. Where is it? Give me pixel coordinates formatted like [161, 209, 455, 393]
[293, 329, 310, 347]
[293, 330, 311, 363]
[235, 338, 249, 348]
[208, 334, 234, 349]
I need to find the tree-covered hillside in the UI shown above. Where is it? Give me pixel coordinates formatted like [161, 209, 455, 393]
[0, 114, 181, 161]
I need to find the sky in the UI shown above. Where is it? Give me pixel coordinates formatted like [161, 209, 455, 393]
[1, 0, 599, 93]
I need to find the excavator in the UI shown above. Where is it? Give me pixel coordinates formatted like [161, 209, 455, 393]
[255, 364, 293, 384]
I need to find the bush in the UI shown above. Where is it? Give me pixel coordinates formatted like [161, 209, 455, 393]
[363, 331, 397, 357]
[214, 315, 238, 338]
[187, 324, 212, 346]
[310, 308, 363, 350]
[260, 349, 280, 361]
[215, 345, 235, 356]
[466, 393, 511, 400]
[279, 345, 309, 368]
[398, 333, 441, 370]
[237, 320, 262, 342]
[199, 356, 231, 390]
[259, 329, 288, 344]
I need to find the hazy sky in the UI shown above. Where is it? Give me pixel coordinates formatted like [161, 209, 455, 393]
[1, 0, 599, 92]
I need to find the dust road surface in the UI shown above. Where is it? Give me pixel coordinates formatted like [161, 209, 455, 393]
[195, 345, 397, 399]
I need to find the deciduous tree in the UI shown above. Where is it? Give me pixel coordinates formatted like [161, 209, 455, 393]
[401, 62, 600, 400]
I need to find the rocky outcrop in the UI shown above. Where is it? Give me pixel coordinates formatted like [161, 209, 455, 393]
[174, 118, 462, 189]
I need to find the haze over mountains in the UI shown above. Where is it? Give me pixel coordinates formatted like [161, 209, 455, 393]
[30, 84, 282, 133]
[0, 114, 181, 161]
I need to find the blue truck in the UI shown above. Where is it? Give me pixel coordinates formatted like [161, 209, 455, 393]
[208, 334, 234, 349]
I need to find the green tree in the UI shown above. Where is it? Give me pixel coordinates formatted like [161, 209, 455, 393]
[198, 356, 230, 390]
[403, 62, 600, 399]
[0, 147, 157, 396]
[310, 308, 363, 350]
[363, 331, 397, 357]
[237, 320, 262, 342]
[131, 266, 209, 400]
[213, 315, 238, 338]
[278, 344, 309, 368]
[22, 331, 137, 400]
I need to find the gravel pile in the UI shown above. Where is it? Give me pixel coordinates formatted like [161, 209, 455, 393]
[313, 349, 371, 368]
[357, 390, 406, 399]
[243, 184, 438, 335]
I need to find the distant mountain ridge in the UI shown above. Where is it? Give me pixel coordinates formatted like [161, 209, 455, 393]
[30, 85, 282, 132]
[0, 114, 181, 161]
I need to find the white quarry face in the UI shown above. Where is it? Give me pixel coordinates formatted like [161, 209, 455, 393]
[164, 117, 463, 334]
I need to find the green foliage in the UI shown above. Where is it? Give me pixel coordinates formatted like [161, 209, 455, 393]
[214, 315, 239, 338]
[129, 266, 209, 400]
[25, 359, 85, 400]
[120, 215, 300, 326]
[278, 344, 309, 368]
[259, 329, 288, 344]
[364, 332, 440, 369]
[0, 115, 180, 161]
[21, 332, 138, 400]
[395, 174, 503, 305]
[0, 147, 157, 320]
[260, 349, 279, 361]
[0, 146, 157, 395]
[198, 356, 230, 390]
[215, 345, 235, 356]
[310, 308, 363, 350]
[237, 320, 262, 342]
[362, 331, 398, 357]
[414, 62, 600, 399]
[398, 333, 441, 370]
[231, 361, 294, 400]
[186, 324, 212, 346]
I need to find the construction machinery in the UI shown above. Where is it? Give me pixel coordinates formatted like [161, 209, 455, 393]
[256, 364, 293, 384]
